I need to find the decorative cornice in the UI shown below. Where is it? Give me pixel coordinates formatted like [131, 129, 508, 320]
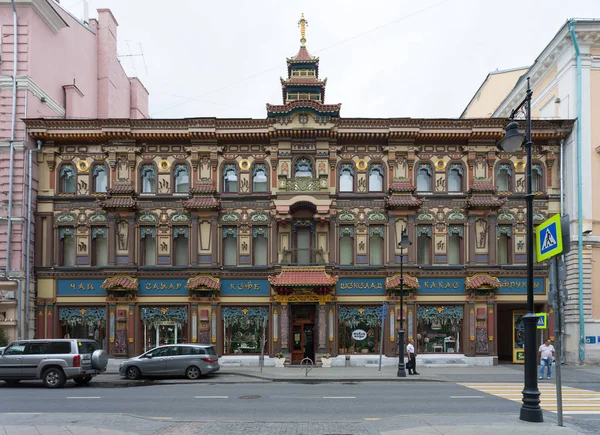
[0, 76, 65, 116]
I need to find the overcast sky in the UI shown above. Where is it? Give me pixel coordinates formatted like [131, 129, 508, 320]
[64, 0, 599, 120]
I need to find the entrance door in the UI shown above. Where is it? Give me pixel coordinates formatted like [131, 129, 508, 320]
[290, 305, 316, 364]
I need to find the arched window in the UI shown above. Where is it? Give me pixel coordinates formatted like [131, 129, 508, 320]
[174, 164, 189, 193]
[496, 163, 511, 192]
[253, 164, 268, 192]
[447, 163, 463, 193]
[294, 158, 313, 178]
[531, 164, 542, 192]
[91, 227, 108, 266]
[416, 163, 432, 192]
[369, 226, 384, 265]
[497, 225, 512, 264]
[140, 227, 157, 266]
[60, 164, 76, 194]
[447, 225, 463, 265]
[369, 164, 384, 192]
[223, 164, 238, 193]
[417, 226, 432, 265]
[173, 227, 189, 266]
[223, 227, 238, 266]
[59, 227, 76, 266]
[253, 227, 268, 265]
[140, 164, 157, 193]
[93, 164, 108, 194]
[339, 163, 354, 192]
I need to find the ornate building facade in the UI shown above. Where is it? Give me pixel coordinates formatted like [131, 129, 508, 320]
[25, 17, 573, 365]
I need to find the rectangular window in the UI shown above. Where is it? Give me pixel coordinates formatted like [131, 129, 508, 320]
[223, 307, 268, 354]
[253, 228, 268, 266]
[369, 229, 384, 265]
[92, 228, 108, 266]
[141, 228, 156, 266]
[296, 228, 312, 264]
[60, 228, 76, 266]
[174, 236, 189, 266]
[417, 226, 431, 265]
[498, 234, 510, 264]
[338, 306, 381, 354]
[339, 228, 354, 265]
[223, 228, 237, 266]
[448, 226, 463, 265]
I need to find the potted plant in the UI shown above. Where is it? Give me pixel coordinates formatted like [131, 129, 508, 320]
[274, 352, 285, 368]
[321, 353, 332, 368]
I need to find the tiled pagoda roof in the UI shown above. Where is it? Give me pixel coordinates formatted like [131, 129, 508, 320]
[465, 273, 501, 290]
[385, 196, 424, 208]
[99, 197, 137, 209]
[108, 184, 135, 195]
[467, 196, 506, 208]
[181, 197, 220, 210]
[281, 77, 326, 86]
[268, 267, 338, 287]
[287, 46, 318, 63]
[266, 100, 341, 117]
[385, 274, 420, 290]
[190, 182, 216, 194]
[101, 275, 138, 291]
[185, 275, 220, 291]
[470, 180, 497, 193]
[390, 181, 416, 193]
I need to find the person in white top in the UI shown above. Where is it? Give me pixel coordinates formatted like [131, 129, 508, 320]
[538, 339, 555, 380]
[406, 338, 419, 375]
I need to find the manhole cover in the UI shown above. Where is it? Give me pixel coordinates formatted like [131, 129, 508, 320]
[239, 395, 261, 399]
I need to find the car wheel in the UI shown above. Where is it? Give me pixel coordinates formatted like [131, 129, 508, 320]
[43, 368, 66, 388]
[185, 365, 202, 380]
[4, 379, 20, 386]
[73, 375, 93, 386]
[91, 349, 108, 370]
[125, 366, 141, 380]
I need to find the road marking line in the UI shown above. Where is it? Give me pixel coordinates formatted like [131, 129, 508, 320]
[323, 396, 356, 399]
[364, 418, 380, 421]
[449, 395, 485, 399]
[557, 411, 600, 415]
[66, 397, 100, 399]
[150, 417, 173, 420]
[5, 413, 42, 415]
[195, 396, 228, 399]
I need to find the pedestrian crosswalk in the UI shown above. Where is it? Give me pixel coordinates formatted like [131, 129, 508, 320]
[458, 383, 600, 415]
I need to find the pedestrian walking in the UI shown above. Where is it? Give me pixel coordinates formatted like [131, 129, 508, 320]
[407, 338, 419, 375]
[538, 339, 555, 380]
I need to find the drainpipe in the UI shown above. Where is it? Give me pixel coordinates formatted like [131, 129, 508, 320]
[6, 0, 22, 340]
[569, 20, 585, 363]
[25, 138, 41, 339]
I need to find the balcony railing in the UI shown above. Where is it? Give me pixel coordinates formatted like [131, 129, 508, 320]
[286, 178, 321, 192]
[280, 248, 327, 265]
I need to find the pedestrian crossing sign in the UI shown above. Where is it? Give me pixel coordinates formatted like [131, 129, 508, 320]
[536, 312, 547, 329]
[535, 214, 563, 262]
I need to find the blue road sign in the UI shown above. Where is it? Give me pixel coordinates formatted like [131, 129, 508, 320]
[536, 214, 563, 261]
[586, 336, 597, 345]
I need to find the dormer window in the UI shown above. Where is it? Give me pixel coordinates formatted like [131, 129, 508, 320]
[223, 164, 238, 192]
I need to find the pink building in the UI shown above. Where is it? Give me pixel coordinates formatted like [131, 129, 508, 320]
[0, 0, 149, 342]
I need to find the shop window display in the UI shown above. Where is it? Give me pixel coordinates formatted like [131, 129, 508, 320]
[222, 307, 268, 354]
[59, 307, 106, 349]
[338, 306, 381, 354]
[141, 307, 188, 352]
[416, 305, 463, 354]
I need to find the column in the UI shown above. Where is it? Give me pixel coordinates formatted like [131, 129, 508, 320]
[468, 215, 476, 264]
[46, 303, 54, 339]
[388, 214, 396, 264]
[128, 304, 135, 355]
[467, 303, 476, 357]
[488, 215, 497, 265]
[127, 217, 135, 265]
[280, 304, 289, 352]
[108, 303, 116, 355]
[37, 304, 45, 339]
[488, 302, 496, 356]
[108, 216, 116, 266]
[190, 216, 199, 266]
[318, 304, 326, 353]
[190, 303, 198, 343]
[210, 217, 218, 266]
[329, 217, 336, 266]
[407, 215, 416, 264]
[210, 303, 218, 345]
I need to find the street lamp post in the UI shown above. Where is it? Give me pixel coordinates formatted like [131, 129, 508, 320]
[497, 77, 543, 423]
[397, 230, 410, 378]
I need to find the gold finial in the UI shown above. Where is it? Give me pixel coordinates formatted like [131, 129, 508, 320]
[298, 13, 308, 46]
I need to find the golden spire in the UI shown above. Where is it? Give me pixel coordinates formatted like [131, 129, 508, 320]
[298, 13, 308, 46]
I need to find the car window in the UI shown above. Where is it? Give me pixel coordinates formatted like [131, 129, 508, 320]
[47, 341, 72, 354]
[178, 346, 192, 356]
[77, 341, 99, 354]
[192, 347, 205, 355]
[4, 343, 26, 355]
[26, 343, 49, 355]
[205, 346, 217, 356]
[148, 347, 170, 357]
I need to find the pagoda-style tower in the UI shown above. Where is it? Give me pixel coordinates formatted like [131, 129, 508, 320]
[267, 14, 341, 118]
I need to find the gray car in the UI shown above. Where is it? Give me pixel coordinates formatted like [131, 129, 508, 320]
[119, 344, 219, 380]
[0, 339, 108, 388]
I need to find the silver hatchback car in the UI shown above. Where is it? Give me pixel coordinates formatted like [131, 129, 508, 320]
[119, 344, 219, 380]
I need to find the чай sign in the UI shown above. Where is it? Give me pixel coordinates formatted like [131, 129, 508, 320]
[352, 329, 367, 341]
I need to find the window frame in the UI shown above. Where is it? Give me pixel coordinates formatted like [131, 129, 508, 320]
[447, 225, 463, 265]
[293, 156, 314, 178]
[59, 226, 76, 266]
[59, 163, 76, 194]
[497, 225, 512, 264]
[495, 162, 513, 193]
[252, 162, 269, 193]
[338, 162, 355, 193]
[417, 225, 432, 265]
[531, 162, 544, 193]
[91, 163, 108, 194]
[140, 162, 158, 194]
[222, 163, 239, 193]
[91, 227, 108, 266]
[368, 226, 385, 266]
[416, 162, 432, 193]
[339, 226, 354, 266]
[222, 227, 238, 266]
[252, 226, 268, 266]
[173, 162, 190, 194]
[368, 163, 385, 192]
[446, 162, 464, 193]
[173, 226, 189, 266]
[140, 226, 157, 266]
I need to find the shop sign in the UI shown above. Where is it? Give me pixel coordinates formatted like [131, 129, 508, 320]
[497, 278, 545, 294]
[337, 278, 385, 295]
[352, 329, 367, 341]
[57, 279, 106, 296]
[139, 279, 188, 296]
[418, 278, 464, 294]
[221, 279, 269, 296]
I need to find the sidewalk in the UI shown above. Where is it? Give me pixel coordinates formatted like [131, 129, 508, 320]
[101, 357, 600, 384]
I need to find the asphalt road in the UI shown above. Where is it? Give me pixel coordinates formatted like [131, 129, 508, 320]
[1, 381, 600, 434]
